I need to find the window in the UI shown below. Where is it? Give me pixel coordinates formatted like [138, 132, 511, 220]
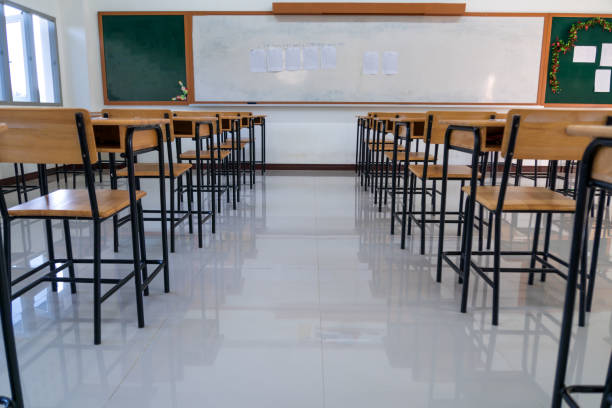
[0, 1, 61, 104]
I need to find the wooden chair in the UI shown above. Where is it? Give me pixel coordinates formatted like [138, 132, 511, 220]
[173, 111, 229, 247]
[0, 108, 164, 345]
[102, 109, 192, 253]
[551, 122, 612, 408]
[381, 118, 435, 218]
[442, 109, 600, 326]
[399, 111, 495, 252]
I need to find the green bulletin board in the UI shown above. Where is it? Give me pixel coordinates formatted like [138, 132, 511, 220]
[545, 17, 612, 104]
[100, 14, 188, 103]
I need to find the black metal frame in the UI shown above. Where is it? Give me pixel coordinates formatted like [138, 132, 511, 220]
[1, 163, 39, 204]
[0, 229, 23, 407]
[394, 114, 485, 253]
[438, 115, 578, 327]
[253, 116, 266, 175]
[1, 113, 169, 345]
[551, 134, 612, 408]
[110, 113, 192, 253]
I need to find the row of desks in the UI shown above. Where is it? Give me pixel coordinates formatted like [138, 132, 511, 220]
[91, 114, 266, 154]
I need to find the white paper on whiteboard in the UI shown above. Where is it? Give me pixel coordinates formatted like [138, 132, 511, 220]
[363, 51, 379, 75]
[573, 46, 597, 63]
[595, 69, 611, 92]
[303, 46, 319, 70]
[267, 47, 284, 72]
[382, 51, 399, 75]
[249, 49, 266, 73]
[321, 45, 337, 70]
[600, 43, 612, 67]
[286, 47, 301, 71]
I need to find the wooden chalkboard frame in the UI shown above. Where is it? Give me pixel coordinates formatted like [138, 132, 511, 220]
[540, 13, 612, 107]
[98, 12, 194, 105]
[97, 10, 612, 106]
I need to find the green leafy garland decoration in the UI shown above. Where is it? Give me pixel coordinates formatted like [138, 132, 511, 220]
[172, 80, 188, 101]
[549, 17, 612, 94]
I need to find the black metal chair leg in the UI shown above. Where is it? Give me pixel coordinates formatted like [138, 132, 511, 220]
[400, 161, 409, 250]
[586, 190, 606, 312]
[407, 173, 415, 237]
[2, 218, 11, 299]
[63, 220, 77, 294]
[187, 169, 193, 234]
[492, 211, 502, 326]
[0, 232, 24, 408]
[420, 176, 427, 254]
[93, 219, 102, 345]
[460, 195, 477, 314]
[528, 213, 542, 285]
[136, 200, 149, 297]
[45, 219, 58, 292]
[18, 164, 27, 202]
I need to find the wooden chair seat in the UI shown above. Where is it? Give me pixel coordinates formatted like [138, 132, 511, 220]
[461, 186, 576, 212]
[213, 141, 250, 149]
[180, 150, 231, 160]
[368, 142, 406, 151]
[7, 189, 146, 219]
[115, 163, 192, 178]
[384, 151, 435, 162]
[409, 164, 480, 180]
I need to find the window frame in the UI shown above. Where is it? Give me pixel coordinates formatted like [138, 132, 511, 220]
[0, 0, 62, 106]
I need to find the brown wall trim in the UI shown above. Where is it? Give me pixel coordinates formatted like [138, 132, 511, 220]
[271, 2, 466, 15]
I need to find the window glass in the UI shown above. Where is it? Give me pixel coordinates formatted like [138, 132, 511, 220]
[4, 4, 29, 101]
[1, 2, 61, 104]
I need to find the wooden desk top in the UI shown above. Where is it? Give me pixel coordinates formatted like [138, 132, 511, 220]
[91, 117, 168, 153]
[171, 116, 217, 122]
[91, 118, 170, 127]
[566, 125, 612, 138]
[0, 123, 7, 133]
[439, 118, 506, 152]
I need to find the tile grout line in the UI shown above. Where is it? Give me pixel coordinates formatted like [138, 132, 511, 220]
[103, 316, 169, 406]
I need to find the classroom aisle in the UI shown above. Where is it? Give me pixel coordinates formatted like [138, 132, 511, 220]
[2, 172, 611, 408]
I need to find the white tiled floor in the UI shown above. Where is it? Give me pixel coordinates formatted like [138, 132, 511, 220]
[1, 171, 611, 407]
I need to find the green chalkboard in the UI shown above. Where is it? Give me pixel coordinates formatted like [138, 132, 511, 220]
[101, 14, 187, 102]
[545, 17, 612, 104]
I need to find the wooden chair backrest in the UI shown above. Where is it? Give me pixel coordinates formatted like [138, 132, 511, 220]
[503, 109, 603, 160]
[0, 108, 97, 165]
[102, 108, 174, 141]
[426, 111, 497, 145]
[592, 144, 612, 185]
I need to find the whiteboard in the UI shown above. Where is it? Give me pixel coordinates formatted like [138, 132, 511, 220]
[192, 15, 544, 104]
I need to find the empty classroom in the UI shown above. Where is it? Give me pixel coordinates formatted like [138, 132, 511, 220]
[0, 1, 611, 407]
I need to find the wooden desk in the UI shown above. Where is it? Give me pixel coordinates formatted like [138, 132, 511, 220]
[217, 114, 242, 132]
[0, 123, 7, 134]
[252, 115, 266, 125]
[439, 118, 506, 152]
[384, 114, 426, 139]
[91, 118, 170, 153]
[171, 116, 218, 139]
